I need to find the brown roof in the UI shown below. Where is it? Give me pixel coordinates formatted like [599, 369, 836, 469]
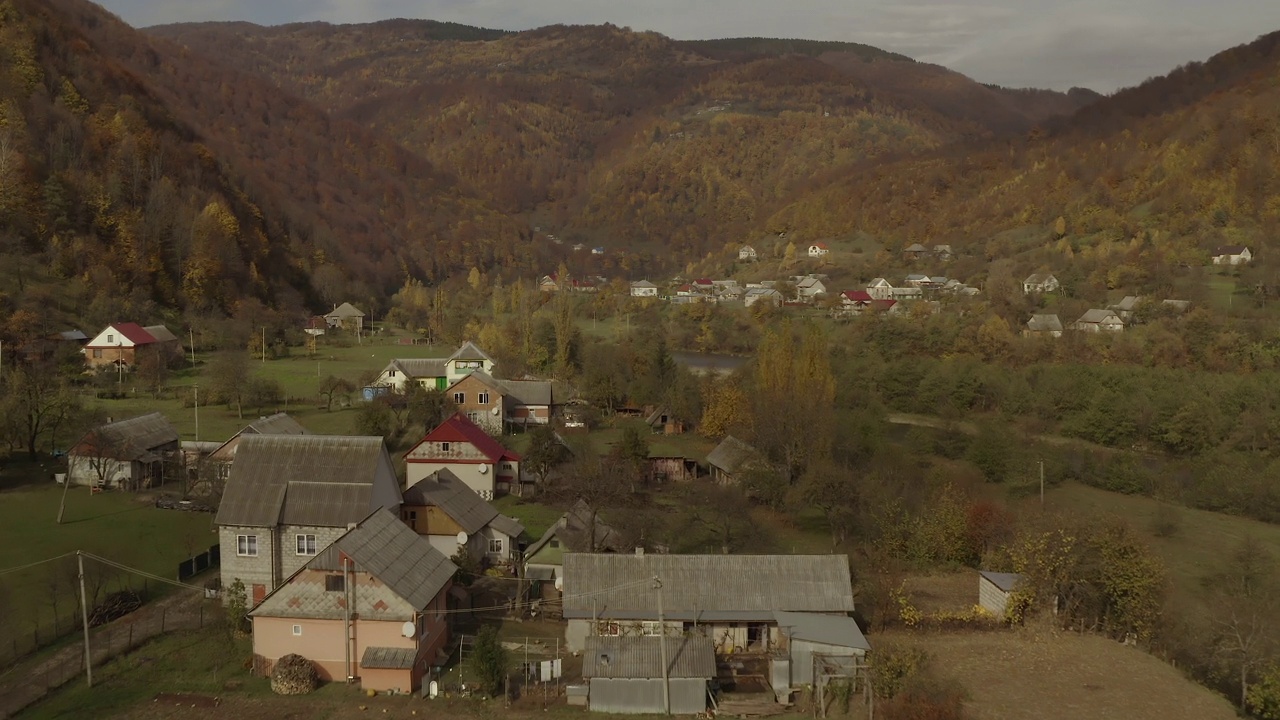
[70, 412, 179, 461]
[403, 470, 525, 537]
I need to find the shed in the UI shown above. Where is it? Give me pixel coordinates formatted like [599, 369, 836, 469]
[582, 635, 715, 715]
[774, 611, 869, 686]
[978, 571, 1024, 616]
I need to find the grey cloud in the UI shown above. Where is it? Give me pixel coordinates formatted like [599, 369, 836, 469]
[99, 0, 1280, 91]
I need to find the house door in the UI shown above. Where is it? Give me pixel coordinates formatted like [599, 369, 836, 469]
[747, 623, 768, 651]
[252, 584, 266, 605]
[436, 377, 447, 391]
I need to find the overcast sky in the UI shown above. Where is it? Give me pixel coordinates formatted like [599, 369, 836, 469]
[99, 0, 1280, 92]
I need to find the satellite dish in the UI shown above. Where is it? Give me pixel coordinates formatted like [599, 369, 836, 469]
[554, 576, 564, 592]
[456, 531, 469, 545]
[491, 406, 501, 416]
[401, 621, 416, 638]
[478, 464, 489, 475]
[428, 680, 439, 699]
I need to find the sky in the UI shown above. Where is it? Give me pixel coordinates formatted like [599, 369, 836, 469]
[98, 0, 1280, 92]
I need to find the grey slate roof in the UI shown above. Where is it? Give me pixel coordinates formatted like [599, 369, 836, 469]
[583, 636, 716, 679]
[388, 358, 448, 379]
[630, 280, 658, 289]
[59, 329, 88, 342]
[904, 243, 929, 253]
[774, 611, 870, 651]
[500, 379, 554, 406]
[215, 435, 392, 528]
[141, 324, 178, 343]
[1076, 309, 1122, 325]
[1110, 295, 1142, 312]
[525, 500, 626, 558]
[308, 509, 457, 611]
[1026, 314, 1063, 333]
[325, 302, 365, 319]
[402, 470, 525, 537]
[361, 646, 417, 670]
[73, 412, 179, 461]
[979, 571, 1025, 592]
[706, 436, 759, 474]
[562, 553, 855, 621]
[449, 341, 494, 363]
[245, 412, 309, 436]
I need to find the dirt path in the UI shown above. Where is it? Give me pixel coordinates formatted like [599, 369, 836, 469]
[0, 591, 210, 719]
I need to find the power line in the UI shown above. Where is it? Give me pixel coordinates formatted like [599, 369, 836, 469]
[0, 552, 77, 577]
[79, 552, 209, 594]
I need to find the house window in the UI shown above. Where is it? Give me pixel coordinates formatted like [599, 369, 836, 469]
[107, 334, 114, 343]
[236, 535, 258, 557]
[325, 575, 345, 592]
[549, 539, 560, 549]
[478, 392, 490, 404]
[501, 463, 513, 470]
[92, 349, 102, 359]
[488, 538, 504, 555]
[388, 370, 396, 377]
[453, 392, 465, 404]
[292, 624, 302, 636]
[441, 442, 451, 452]
[468, 411, 480, 423]
[295, 534, 317, 555]
[641, 621, 663, 637]
[601, 622, 622, 637]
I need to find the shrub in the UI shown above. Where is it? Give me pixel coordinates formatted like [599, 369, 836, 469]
[878, 676, 969, 720]
[469, 626, 508, 696]
[870, 644, 931, 699]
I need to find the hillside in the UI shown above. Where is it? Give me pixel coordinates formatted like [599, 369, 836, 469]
[147, 19, 1097, 259]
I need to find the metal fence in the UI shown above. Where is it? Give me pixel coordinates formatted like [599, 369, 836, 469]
[177, 544, 220, 582]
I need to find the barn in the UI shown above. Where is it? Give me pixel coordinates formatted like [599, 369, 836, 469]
[978, 571, 1025, 616]
[582, 635, 715, 715]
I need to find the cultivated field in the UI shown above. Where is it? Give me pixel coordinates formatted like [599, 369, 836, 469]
[879, 627, 1237, 720]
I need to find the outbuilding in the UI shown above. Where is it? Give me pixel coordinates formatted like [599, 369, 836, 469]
[773, 610, 870, 687]
[978, 571, 1025, 616]
[582, 635, 716, 715]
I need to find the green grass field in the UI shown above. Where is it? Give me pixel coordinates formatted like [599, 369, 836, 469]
[0, 466, 215, 654]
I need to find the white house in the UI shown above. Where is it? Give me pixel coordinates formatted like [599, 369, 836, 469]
[807, 243, 830, 258]
[795, 276, 828, 301]
[1023, 273, 1060, 294]
[866, 278, 894, 300]
[370, 342, 495, 394]
[1212, 245, 1253, 265]
[743, 288, 783, 308]
[629, 280, 659, 298]
[403, 413, 523, 500]
[738, 245, 758, 261]
[1024, 314, 1064, 337]
[1072, 309, 1125, 333]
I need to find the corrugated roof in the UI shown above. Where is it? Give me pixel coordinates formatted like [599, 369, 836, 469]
[59, 329, 88, 342]
[979, 571, 1024, 592]
[309, 509, 456, 611]
[71, 412, 179, 461]
[215, 435, 392, 528]
[325, 302, 365, 318]
[388, 358, 448, 379]
[142, 324, 178, 343]
[774, 611, 870, 651]
[562, 554, 854, 620]
[706, 436, 758, 474]
[361, 646, 417, 670]
[1026, 314, 1063, 332]
[583, 636, 716, 679]
[246, 412, 310, 436]
[108, 322, 157, 345]
[500, 379, 553, 406]
[1077, 309, 1121, 324]
[402, 469, 524, 536]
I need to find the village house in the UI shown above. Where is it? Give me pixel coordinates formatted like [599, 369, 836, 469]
[644, 405, 685, 435]
[592, 247, 605, 255]
[215, 435, 402, 605]
[904, 273, 931, 288]
[738, 245, 758, 261]
[400, 469, 525, 565]
[903, 243, 929, 260]
[539, 274, 599, 293]
[865, 278, 894, 300]
[524, 500, 626, 590]
[67, 412, 180, 489]
[629, 280, 658, 298]
[1109, 295, 1144, 321]
[323, 302, 365, 332]
[706, 435, 765, 485]
[403, 413, 522, 500]
[250, 509, 456, 693]
[1024, 314, 1064, 337]
[582, 636, 717, 715]
[933, 244, 954, 261]
[370, 342, 496, 394]
[1023, 273, 1060, 294]
[743, 288, 782, 308]
[444, 370, 556, 432]
[1212, 245, 1253, 265]
[83, 322, 181, 370]
[200, 413, 310, 486]
[795, 276, 828, 301]
[561, 553, 855, 653]
[807, 243, 830, 258]
[890, 286, 923, 301]
[1071, 309, 1125, 333]
[978, 571, 1025, 616]
[839, 290, 873, 314]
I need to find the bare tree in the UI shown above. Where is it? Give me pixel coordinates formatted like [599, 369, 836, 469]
[1209, 537, 1280, 708]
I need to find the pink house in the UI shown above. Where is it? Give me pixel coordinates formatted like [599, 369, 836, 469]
[250, 509, 457, 693]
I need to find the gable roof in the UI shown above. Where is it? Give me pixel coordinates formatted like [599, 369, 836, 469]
[841, 290, 873, 302]
[979, 570, 1025, 592]
[402, 470, 525, 537]
[448, 341, 494, 364]
[58, 329, 89, 342]
[525, 499, 625, 558]
[325, 302, 365, 319]
[408, 413, 521, 463]
[71, 412, 179, 461]
[252, 509, 456, 618]
[562, 553, 855, 620]
[583, 636, 716, 679]
[1026, 314, 1063, 332]
[903, 243, 928, 253]
[215, 435, 393, 528]
[384, 358, 448, 380]
[1214, 245, 1249, 255]
[630, 280, 657, 289]
[1024, 273, 1057, 284]
[91, 323, 156, 347]
[1077, 309, 1122, 325]
[706, 436, 759, 474]
[245, 412, 309, 436]
[1110, 295, 1143, 312]
[141, 325, 178, 343]
[498, 379, 554, 406]
[774, 610, 870, 651]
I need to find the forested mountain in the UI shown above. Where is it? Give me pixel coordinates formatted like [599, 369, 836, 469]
[148, 19, 1097, 258]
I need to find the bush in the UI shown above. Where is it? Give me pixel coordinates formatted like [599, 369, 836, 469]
[870, 644, 931, 699]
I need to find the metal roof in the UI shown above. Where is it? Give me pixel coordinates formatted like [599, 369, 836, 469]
[361, 646, 417, 670]
[562, 554, 855, 620]
[59, 329, 88, 342]
[448, 341, 494, 363]
[774, 611, 870, 651]
[705, 436, 758, 474]
[141, 324, 178, 343]
[309, 509, 457, 611]
[325, 302, 365, 318]
[525, 500, 625, 558]
[245, 412, 310, 436]
[582, 636, 716, 679]
[402, 469, 524, 537]
[1077, 309, 1121, 324]
[70, 412, 179, 461]
[500, 379, 554, 406]
[214, 435, 392, 528]
[979, 571, 1025, 592]
[1026, 314, 1063, 332]
[388, 358, 448, 379]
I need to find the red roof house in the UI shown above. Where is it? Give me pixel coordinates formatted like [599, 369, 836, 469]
[83, 323, 179, 369]
[403, 413, 523, 500]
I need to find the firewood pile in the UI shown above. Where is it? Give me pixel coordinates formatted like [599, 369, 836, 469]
[271, 654, 318, 695]
[89, 590, 143, 627]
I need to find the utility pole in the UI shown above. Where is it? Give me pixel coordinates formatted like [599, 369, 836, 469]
[77, 551, 93, 687]
[654, 576, 670, 715]
[193, 386, 200, 443]
[188, 328, 196, 370]
[262, 328, 266, 363]
[1039, 460, 1045, 508]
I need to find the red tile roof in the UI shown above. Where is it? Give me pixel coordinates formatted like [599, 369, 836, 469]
[408, 413, 520, 463]
[841, 290, 873, 302]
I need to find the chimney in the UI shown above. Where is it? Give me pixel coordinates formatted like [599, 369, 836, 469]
[635, 547, 644, 557]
